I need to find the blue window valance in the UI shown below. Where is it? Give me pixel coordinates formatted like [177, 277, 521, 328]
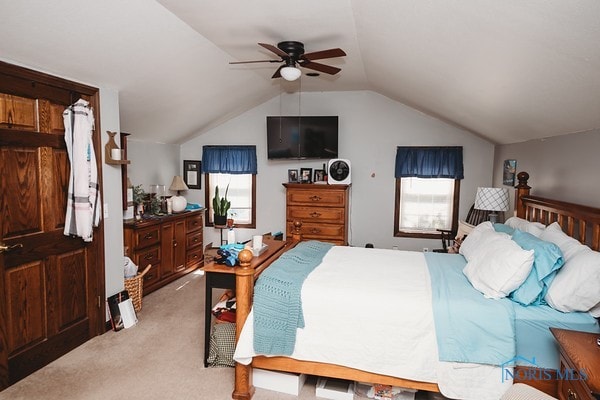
[395, 146, 463, 179]
[201, 145, 257, 175]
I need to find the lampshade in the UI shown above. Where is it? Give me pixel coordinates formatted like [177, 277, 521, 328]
[474, 187, 510, 212]
[280, 66, 301, 81]
[169, 175, 189, 192]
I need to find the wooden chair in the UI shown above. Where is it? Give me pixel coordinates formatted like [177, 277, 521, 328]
[435, 205, 492, 252]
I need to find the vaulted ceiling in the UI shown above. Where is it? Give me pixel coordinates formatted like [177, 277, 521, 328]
[1, 1, 599, 145]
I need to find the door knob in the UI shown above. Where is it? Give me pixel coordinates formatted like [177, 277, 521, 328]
[0, 243, 23, 253]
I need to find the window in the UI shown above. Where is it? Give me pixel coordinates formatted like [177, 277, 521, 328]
[201, 145, 257, 228]
[393, 146, 463, 238]
[394, 177, 460, 238]
[205, 173, 256, 228]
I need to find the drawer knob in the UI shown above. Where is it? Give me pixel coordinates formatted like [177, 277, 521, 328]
[144, 233, 153, 240]
[310, 228, 321, 234]
[144, 273, 154, 281]
[173, 241, 178, 248]
[144, 254, 154, 260]
[309, 195, 321, 201]
[310, 212, 321, 218]
[567, 389, 578, 400]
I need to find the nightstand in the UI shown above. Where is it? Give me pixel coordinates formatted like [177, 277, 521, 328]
[200, 239, 287, 367]
[550, 328, 600, 400]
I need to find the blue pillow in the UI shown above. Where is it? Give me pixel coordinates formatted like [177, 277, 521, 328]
[493, 223, 515, 235]
[509, 229, 564, 306]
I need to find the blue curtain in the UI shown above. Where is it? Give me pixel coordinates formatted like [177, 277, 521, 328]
[395, 146, 463, 179]
[201, 145, 257, 175]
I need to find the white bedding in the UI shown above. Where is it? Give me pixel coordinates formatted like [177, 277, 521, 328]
[234, 246, 512, 399]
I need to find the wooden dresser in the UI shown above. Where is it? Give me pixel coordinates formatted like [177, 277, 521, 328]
[284, 183, 350, 245]
[124, 209, 205, 295]
[550, 327, 600, 400]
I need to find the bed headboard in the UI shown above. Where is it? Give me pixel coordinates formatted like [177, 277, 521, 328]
[515, 171, 600, 251]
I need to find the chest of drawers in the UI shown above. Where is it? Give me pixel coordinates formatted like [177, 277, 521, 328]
[124, 210, 204, 295]
[284, 183, 350, 245]
[550, 328, 600, 400]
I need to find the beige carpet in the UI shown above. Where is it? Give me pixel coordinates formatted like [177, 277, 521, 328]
[0, 270, 432, 400]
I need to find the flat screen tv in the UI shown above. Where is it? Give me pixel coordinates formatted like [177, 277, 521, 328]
[267, 116, 338, 160]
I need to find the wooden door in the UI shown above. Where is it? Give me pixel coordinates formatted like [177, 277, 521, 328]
[0, 61, 104, 388]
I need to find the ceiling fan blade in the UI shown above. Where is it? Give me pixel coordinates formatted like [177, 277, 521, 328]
[229, 59, 282, 64]
[302, 48, 346, 61]
[299, 61, 341, 75]
[271, 65, 283, 79]
[258, 43, 289, 58]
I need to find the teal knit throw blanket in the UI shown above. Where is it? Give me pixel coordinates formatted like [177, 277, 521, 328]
[253, 240, 333, 356]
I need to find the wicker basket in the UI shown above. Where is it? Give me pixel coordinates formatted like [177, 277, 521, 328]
[124, 264, 151, 313]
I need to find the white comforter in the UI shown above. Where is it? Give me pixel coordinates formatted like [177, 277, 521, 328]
[234, 246, 512, 399]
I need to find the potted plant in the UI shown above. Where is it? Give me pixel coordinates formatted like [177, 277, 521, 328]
[132, 184, 147, 219]
[212, 184, 230, 226]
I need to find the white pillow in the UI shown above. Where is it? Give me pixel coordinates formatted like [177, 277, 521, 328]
[463, 232, 535, 299]
[459, 221, 495, 261]
[539, 222, 588, 261]
[505, 217, 545, 237]
[589, 302, 600, 318]
[544, 247, 600, 313]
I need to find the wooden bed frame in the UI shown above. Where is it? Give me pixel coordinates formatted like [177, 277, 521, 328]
[231, 171, 600, 399]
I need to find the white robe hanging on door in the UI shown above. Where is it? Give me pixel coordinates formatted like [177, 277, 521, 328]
[63, 98, 101, 242]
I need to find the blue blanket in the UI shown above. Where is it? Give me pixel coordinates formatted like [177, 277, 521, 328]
[425, 252, 518, 366]
[253, 241, 333, 355]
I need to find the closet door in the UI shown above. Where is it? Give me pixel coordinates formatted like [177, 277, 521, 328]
[0, 61, 104, 388]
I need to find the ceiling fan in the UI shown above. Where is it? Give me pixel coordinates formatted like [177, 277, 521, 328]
[229, 41, 346, 81]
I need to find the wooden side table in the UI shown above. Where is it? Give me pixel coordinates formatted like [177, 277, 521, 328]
[201, 239, 287, 367]
[550, 328, 600, 400]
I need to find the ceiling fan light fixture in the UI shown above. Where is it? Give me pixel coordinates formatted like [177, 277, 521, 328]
[280, 66, 301, 81]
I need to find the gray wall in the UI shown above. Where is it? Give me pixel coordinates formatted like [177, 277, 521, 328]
[99, 89, 125, 301]
[178, 90, 495, 251]
[127, 139, 180, 194]
[493, 129, 600, 210]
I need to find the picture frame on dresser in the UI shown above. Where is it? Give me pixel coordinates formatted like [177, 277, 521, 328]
[300, 168, 312, 183]
[183, 160, 201, 189]
[314, 169, 325, 183]
[288, 169, 299, 183]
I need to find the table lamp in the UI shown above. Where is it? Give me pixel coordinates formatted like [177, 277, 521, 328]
[169, 175, 189, 213]
[474, 187, 510, 224]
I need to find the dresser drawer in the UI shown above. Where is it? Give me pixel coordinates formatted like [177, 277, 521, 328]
[287, 206, 345, 224]
[142, 263, 161, 288]
[187, 247, 204, 267]
[186, 213, 204, 233]
[287, 221, 345, 241]
[559, 374, 592, 400]
[187, 230, 203, 249]
[558, 356, 594, 400]
[134, 226, 160, 249]
[135, 245, 161, 267]
[287, 189, 346, 207]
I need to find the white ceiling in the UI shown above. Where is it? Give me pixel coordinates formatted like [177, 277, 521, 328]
[1, 0, 599, 145]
